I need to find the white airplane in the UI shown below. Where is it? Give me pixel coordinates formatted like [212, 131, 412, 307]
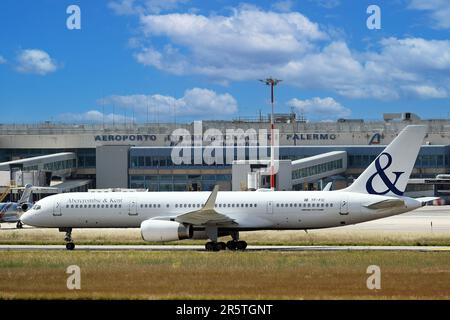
[21, 125, 434, 251]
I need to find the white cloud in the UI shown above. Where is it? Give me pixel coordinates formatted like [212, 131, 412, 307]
[130, 6, 450, 101]
[109, 0, 189, 15]
[401, 85, 448, 99]
[409, 0, 450, 29]
[109, 0, 138, 15]
[310, 0, 341, 9]
[137, 7, 327, 78]
[16, 49, 58, 75]
[59, 110, 134, 123]
[98, 88, 238, 118]
[0, 55, 6, 64]
[287, 97, 350, 119]
[271, 1, 294, 13]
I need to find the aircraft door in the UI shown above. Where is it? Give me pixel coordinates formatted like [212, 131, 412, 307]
[266, 201, 273, 214]
[339, 199, 349, 215]
[128, 198, 138, 216]
[53, 201, 62, 216]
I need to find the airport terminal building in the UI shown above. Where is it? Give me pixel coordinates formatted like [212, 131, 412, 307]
[1, 112, 450, 200]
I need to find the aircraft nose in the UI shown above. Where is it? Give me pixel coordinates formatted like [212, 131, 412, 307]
[20, 210, 34, 225]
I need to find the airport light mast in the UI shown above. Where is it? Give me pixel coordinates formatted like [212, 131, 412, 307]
[259, 77, 282, 190]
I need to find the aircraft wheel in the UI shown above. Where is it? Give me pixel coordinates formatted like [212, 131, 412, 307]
[226, 240, 237, 251]
[205, 242, 214, 251]
[218, 242, 226, 251]
[236, 241, 247, 251]
[66, 242, 75, 251]
[16, 221, 23, 229]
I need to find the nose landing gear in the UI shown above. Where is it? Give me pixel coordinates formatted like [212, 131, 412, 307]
[60, 227, 75, 250]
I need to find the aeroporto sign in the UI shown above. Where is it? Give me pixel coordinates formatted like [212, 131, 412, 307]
[94, 135, 157, 142]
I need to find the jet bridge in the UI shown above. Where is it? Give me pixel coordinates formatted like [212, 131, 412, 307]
[291, 151, 347, 186]
[0, 152, 77, 186]
[232, 151, 347, 191]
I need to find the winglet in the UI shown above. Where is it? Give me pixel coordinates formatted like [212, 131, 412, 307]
[322, 182, 332, 191]
[203, 185, 219, 210]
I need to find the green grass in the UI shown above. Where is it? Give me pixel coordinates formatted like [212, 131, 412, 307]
[0, 250, 449, 299]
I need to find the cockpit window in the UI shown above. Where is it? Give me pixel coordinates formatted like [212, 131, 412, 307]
[32, 204, 41, 210]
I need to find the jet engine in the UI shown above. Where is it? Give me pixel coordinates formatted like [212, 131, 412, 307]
[140, 220, 193, 242]
[21, 202, 32, 212]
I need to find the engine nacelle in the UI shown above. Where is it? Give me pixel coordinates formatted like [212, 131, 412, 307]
[140, 220, 193, 242]
[21, 203, 31, 212]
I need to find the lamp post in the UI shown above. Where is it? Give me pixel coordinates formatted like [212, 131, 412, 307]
[259, 77, 282, 190]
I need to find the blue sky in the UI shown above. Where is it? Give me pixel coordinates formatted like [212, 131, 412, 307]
[0, 0, 450, 123]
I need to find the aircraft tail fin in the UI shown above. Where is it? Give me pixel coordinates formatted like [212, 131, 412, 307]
[343, 125, 426, 196]
[18, 184, 33, 204]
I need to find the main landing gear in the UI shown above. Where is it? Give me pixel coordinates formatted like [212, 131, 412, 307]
[204, 231, 247, 252]
[204, 240, 247, 251]
[61, 227, 75, 250]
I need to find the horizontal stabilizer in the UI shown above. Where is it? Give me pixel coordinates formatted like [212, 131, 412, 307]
[415, 197, 440, 205]
[364, 198, 405, 210]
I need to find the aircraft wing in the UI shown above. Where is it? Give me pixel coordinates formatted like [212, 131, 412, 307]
[175, 185, 236, 226]
[363, 198, 405, 209]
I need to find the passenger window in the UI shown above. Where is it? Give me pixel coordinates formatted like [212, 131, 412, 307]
[330, 204, 333, 207]
[245, 204, 248, 207]
[255, 204, 257, 208]
[66, 205, 69, 208]
[101, 204, 104, 208]
[290, 204, 293, 207]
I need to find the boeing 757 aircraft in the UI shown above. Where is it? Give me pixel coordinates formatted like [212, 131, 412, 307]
[21, 125, 434, 251]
